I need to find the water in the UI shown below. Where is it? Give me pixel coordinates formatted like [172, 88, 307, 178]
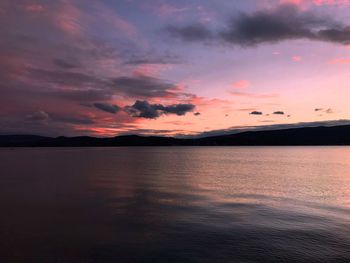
[1, 147, 350, 263]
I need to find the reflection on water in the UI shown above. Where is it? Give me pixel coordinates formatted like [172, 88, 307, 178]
[1, 147, 350, 262]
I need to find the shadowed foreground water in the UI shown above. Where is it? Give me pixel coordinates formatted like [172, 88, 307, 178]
[1, 147, 350, 262]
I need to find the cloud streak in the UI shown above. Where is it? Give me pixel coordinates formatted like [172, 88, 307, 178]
[94, 103, 120, 114]
[229, 91, 279, 98]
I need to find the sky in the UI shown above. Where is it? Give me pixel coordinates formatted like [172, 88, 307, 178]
[1, 0, 350, 137]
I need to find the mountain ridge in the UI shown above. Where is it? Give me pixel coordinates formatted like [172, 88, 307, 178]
[1, 124, 350, 147]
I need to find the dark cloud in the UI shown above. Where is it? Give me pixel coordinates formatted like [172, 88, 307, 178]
[51, 115, 95, 125]
[124, 54, 181, 65]
[94, 103, 120, 114]
[53, 59, 80, 69]
[125, 100, 195, 119]
[16, 66, 195, 103]
[161, 103, 196, 115]
[165, 24, 213, 42]
[317, 28, 350, 44]
[112, 75, 178, 98]
[250, 111, 263, 115]
[166, 4, 350, 46]
[50, 89, 113, 102]
[273, 111, 285, 115]
[26, 111, 50, 122]
[220, 4, 339, 46]
[26, 111, 95, 126]
[24, 69, 186, 101]
[28, 68, 105, 86]
[314, 108, 334, 114]
[194, 112, 201, 116]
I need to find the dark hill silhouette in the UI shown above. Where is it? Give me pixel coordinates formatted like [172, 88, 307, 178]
[195, 125, 350, 146]
[0, 135, 51, 146]
[1, 125, 350, 147]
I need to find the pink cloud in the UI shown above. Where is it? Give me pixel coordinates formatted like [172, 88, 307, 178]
[229, 79, 278, 100]
[237, 108, 258, 112]
[132, 64, 172, 77]
[329, 58, 350, 64]
[53, 1, 140, 42]
[280, 0, 304, 5]
[196, 5, 217, 23]
[292, 56, 302, 62]
[25, 3, 45, 12]
[156, 3, 190, 17]
[280, 0, 350, 6]
[232, 80, 250, 89]
[54, 1, 86, 36]
[229, 91, 279, 99]
[313, 0, 350, 5]
[96, 4, 138, 38]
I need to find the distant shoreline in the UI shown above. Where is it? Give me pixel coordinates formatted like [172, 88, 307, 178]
[2, 124, 350, 147]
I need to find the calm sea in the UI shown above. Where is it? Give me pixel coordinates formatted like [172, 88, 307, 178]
[1, 147, 350, 262]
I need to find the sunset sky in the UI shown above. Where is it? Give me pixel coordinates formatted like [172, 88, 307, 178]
[2, 0, 350, 137]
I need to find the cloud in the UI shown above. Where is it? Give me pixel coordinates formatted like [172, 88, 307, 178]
[312, 0, 350, 6]
[165, 24, 212, 42]
[292, 56, 302, 62]
[28, 68, 105, 86]
[26, 111, 95, 125]
[112, 75, 178, 98]
[23, 68, 191, 102]
[273, 111, 285, 115]
[166, 4, 350, 46]
[26, 111, 50, 121]
[53, 58, 80, 69]
[315, 108, 334, 114]
[25, 3, 45, 12]
[250, 111, 263, 115]
[232, 80, 250, 89]
[229, 91, 279, 98]
[329, 58, 350, 64]
[124, 100, 195, 119]
[124, 54, 181, 65]
[94, 103, 120, 114]
[51, 115, 95, 125]
[194, 112, 201, 116]
[237, 108, 257, 112]
[154, 3, 191, 17]
[124, 58, 178, 65]
[50, 89, 113, 102]
[282, 0, 350, 6]
[162, 103, 196, 115]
